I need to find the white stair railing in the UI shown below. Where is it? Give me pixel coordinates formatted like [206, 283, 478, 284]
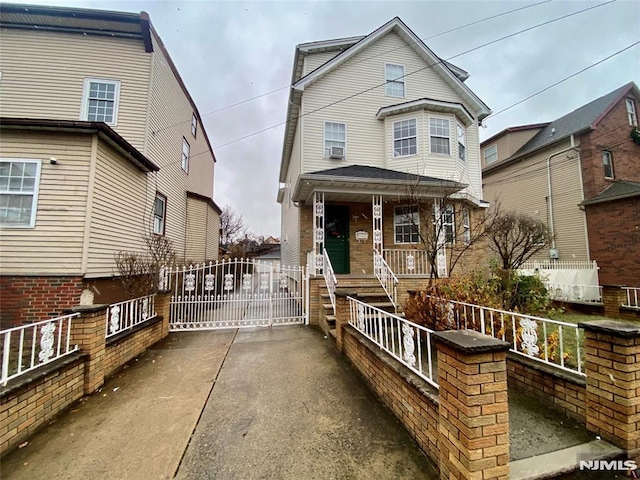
[374, 249, 398, 311]
[322, 249, 338, 314]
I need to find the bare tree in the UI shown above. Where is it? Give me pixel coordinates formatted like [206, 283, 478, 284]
[486, 211, 552, 270]
[220, 204, 246, 249]
[403, 176, 498, 278]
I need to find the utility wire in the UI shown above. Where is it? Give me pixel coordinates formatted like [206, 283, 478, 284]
[158, 0, 621, 168]
[152, 0, 554, 135]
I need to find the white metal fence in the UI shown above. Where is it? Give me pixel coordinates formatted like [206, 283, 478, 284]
[1, 314, 79, 386]
[106, 294, 157, 338]
[323, 249, 337, 314]
[374, 249, 398, 311]
[424, 296, 584, 376]
[383, 249, 431, 276]
[348, 296, 438, 388]
[547, 283, 603, 304]
[519, 260, 598, 270]
[622, 287, 640, 308]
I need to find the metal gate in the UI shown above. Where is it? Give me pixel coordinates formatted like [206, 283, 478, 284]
[164, 259, 307, 331]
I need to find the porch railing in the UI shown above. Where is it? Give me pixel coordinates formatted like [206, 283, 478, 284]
[1, 313, 80, 386]
[348, 296, 438, 388]
[547, 283, 603, 304]
[423, 296, 585, 376]
[383, 249, 430, 276]
[622, 287, 640, 308]
[322, 249, 337, 314]
[106, 294, 157, 338]
[374, 249, 398, 311]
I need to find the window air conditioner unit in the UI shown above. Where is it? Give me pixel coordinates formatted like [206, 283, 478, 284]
[329, 146, 344, 159]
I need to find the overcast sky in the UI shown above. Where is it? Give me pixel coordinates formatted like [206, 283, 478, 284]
[10, 0, 639, 238]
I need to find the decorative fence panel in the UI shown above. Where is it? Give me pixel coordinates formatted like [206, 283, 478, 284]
[106, 294, 157, 338]
[1, 313, 79, 386]
[383, 249, 431, 276]
[547, 283, 603, 304]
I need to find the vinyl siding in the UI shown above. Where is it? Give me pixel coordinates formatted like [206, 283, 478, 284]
[0, 131, 91, 275]
[483, 138, 588, 262]
[301, 31, 482, 199]
[185, 196, 207, 262]
[281, 123, 302, 267]
[303, 51, 341, 76]
[146, 31, 216, 262]
[206, 205, 220, 261]
[86, 139, 150, 277]
[0, 29, 151, 150]
[482, 129, 543, 167]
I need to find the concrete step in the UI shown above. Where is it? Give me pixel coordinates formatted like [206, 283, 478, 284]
[325, 315, 335, 326]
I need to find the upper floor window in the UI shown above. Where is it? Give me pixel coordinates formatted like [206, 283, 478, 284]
[324, 121, 346, 158]
[385, 64, 405, 98]
[394, 205, 419, 244]
[602, 150, 614, 179]
[182, 137, 190, 173]
[484, 144, 498, 164]
[0, 159, 41, 228]
[457, 123, 466, 161]
[393, 119, 417, 157]
[82, 78, 120, 125]
[153, 193, 167, 235]
[429, 117, 450, 155]
[626, 98, 638, 126]
[191, 114, 198, 137]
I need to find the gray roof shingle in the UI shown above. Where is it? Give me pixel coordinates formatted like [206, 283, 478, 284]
[581, 180, 640, 206]
[308, 165, 460, 186]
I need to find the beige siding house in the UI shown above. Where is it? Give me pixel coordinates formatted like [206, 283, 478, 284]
[0, 5, 221, 324]
[481, 83, 640, 286]
[279, 18, 491, 282]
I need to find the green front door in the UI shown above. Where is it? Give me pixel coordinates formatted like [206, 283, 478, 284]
[324, 205, 350, 274]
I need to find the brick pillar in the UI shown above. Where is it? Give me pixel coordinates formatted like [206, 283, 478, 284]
[602, 285, 626, 319]
[579, 320, 640, 459]
[308, 278, 321, 326]
[69, 305, 108, 395]
[333, 291, 356, 353]
[433, 330, 510, 480]
[155, 291, 171, 339]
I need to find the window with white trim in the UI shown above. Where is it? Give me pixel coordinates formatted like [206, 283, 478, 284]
[484, 144, 498, 164]
[324, 122, 346, 158]
[385, 64, 405, 97]
[191, 114, 198, 137]
[82, 78, 120, 125]
[457, 123, 466, 161]
[394, 205, 419, 244]
[442, 204, 455, 243]
[462, 207, 470, 244]
[626, 98, 638, 126]
[153, 193, 167, 235]
[429, 117, 451, 155]
[182, 137, 190, 173]
[0, 159, 41, 228]
[602, 150, 614, 179]
[393, 119, 417, 157]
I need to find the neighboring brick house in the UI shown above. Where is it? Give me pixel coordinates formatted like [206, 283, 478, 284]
[278, 17, 491, 282]
[481, 82, 640, 286]
[0, 5, 221, 326]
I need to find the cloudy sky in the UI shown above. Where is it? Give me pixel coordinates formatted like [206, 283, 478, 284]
[11, 0, 639, 237]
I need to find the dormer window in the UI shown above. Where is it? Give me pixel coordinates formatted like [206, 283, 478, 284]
[626, 98, 637, 126]
[484, 144, 498, 164]
[191, 114, 198, 137]
[385, 64, 405, 98]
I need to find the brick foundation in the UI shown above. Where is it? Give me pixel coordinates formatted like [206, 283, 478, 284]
[0, 276, 83, 329]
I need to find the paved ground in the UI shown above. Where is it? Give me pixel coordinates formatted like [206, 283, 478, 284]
[1, 325, 603, 480]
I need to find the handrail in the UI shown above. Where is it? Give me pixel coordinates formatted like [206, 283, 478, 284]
[322, 249, 338, 314]
[374, 249, 398, 311]
[622, 287, 640, 308]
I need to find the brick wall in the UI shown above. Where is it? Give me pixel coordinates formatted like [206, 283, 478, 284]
[506, 355, 586, 423]
[0, 276, 83, 329]
[0, 354, 85, 455]
[104, 317, 165, 378]
[342, 325, 440, 465]
[585, 197, 640, 286]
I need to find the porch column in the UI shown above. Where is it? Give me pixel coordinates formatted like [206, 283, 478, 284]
[372, 195, 383, 272]
[433, 200, 448, 278]
[313, 192, 324, 275]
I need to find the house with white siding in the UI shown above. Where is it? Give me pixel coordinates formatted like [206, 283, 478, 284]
[278, 17, 491, 288]
[0, 4, 221, 325]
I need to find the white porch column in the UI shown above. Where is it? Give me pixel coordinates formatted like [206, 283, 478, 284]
[373, 195, 383, 273]
[313, 192, 325, 275]
[433, 199, 448, 278]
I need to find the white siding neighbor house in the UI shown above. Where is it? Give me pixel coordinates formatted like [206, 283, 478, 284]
[0, 4, 221, 325]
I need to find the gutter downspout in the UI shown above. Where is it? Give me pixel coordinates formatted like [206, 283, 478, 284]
[546, 135, 577, 251]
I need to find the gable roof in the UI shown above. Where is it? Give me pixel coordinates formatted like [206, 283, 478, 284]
[581, 180, 640, 206]
[484, 82, 640, 173]
[279, 17, 491, 183]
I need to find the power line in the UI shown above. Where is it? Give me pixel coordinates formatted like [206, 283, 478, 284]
[152, 0, 554, 135]
[158, 0, 620, 168]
